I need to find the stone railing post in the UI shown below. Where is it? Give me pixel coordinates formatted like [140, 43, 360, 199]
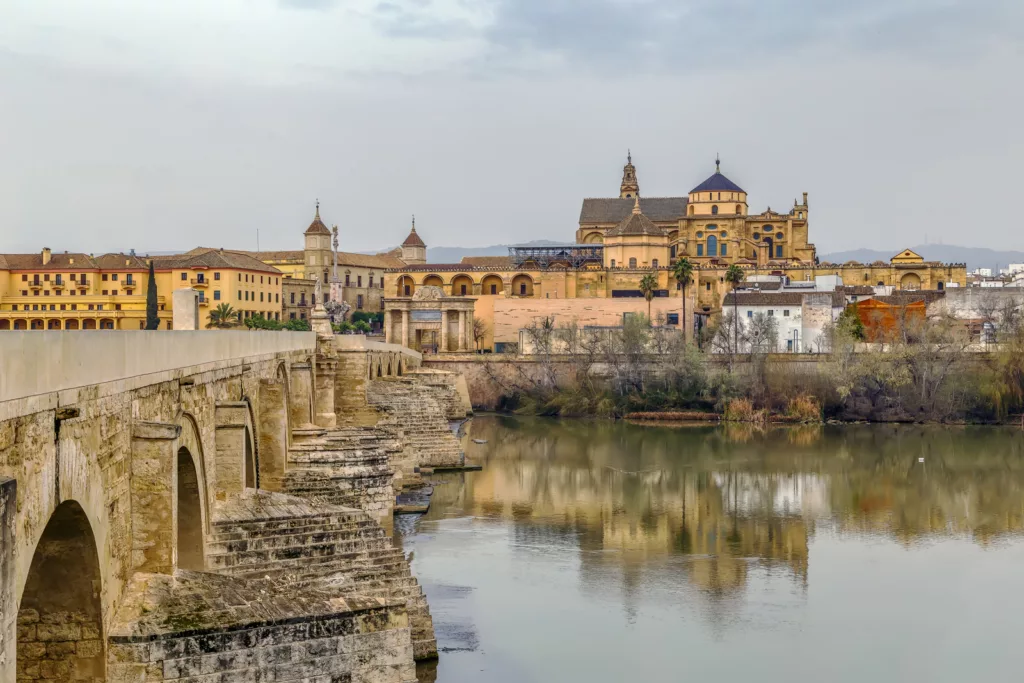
[401, 310, 410, 348]
[130, 421, 181, 574]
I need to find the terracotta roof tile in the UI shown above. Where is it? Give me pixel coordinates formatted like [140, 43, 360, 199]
[0, 252, 97, 270]
[461, 256, 512, 268]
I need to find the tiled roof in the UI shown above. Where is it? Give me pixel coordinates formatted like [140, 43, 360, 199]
[690, 169, 746, 194]
[93, 253, 149, 269]
[335, 252, 407, 269]
[402, 229, 426, 248]
[0, 252, 97, 270]
[157, 249, 282, 274]
[872, 291, 946, 306]
[605, 204, 665, 237]
[579, 197, 687, 224]
[245, 250, 304, 263]
[839, 285, 876, 295]
[461, 256, 512, 268]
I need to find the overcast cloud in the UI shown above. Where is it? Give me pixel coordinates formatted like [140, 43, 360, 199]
[1, 0, 1022, 255]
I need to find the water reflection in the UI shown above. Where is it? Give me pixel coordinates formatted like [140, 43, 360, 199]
[410, 418, 1024, 683]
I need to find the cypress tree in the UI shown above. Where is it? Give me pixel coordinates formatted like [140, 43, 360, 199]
[145, 260, 159, 330]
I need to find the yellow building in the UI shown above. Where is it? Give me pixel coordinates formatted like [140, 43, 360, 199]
[385, 155, 967, 351]
[0, 247, 282, 330]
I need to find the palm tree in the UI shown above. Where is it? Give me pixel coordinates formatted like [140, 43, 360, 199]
[207, 303, 239, 329]
[639, 273, 658, 323]
[672, 258, 694, 342]
[724, 264, 745, 353]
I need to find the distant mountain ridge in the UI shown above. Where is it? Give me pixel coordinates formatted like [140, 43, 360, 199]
[820, 245, 1024, 272]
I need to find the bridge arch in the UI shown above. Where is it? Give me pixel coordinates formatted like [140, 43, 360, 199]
[175, 412, 211, 538]
[176, 446, 205, 571]
[18, 500, 106, 682]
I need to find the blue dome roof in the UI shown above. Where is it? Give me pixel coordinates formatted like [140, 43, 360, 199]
[690, 160, 745, 194]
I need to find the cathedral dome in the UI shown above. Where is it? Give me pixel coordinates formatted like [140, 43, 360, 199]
[690, 158, 745, 194]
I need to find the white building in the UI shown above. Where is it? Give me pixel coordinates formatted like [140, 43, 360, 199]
[720, 291, 846, 353]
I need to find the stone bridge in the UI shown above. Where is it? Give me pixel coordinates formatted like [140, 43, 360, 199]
[0, 331, 471, 683]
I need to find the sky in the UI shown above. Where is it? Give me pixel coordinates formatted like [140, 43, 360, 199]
[1, 0, 1022, 256]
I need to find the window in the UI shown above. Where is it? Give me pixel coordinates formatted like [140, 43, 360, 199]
[747, 310, 753, 318]
[10, 305, 16, 311]
[97, 305, 103, 311]
[776, 232, 784, 240]
[290, 292, 295, 304]
[783, 309, 790, 316]
[720, 244, 728, 256]
[115, 304, 122, 311]
[300, 295, 307, 305]
[706, 282, 711, 291]
[460, 284, 467, 295]
[111, 274, 118, 281]
[697, 245, 704, 256]
[43, 290, 50, 297]
[520, 283, 527, 295]
[629, 258, 637, 268]
[275, 293, 279, 303]
[70, 290, 75, 296]
[181, 272, 187, 281]
[357, 294, 364, 309]
[260, 292, 264, 302]
[111, 290, 118, 296]
[71, 304, 77, 311]
[611, 259, 616, 267]
[666, 313, 679, 325]
[345, 274, 350, 286]
[214, 290, 221, 300]
[707, 235, 718, 257]
[490, 284, 497, 295]
[652, 259, 659, 268]
[102, 290, 108, 296]
[214, 272, 220, 280]
[776, 245, 783, 258]
[357, 276, 362, 287]
[290, 312, 296, 320]
[670, 245, 677, 258]
[736, 204, 742, 213]
[711, 205, 718, 215]
[404, 285, 411, 296]
[260, 276, 264, 284]
[238, 274, 241, 281]
[237, 291, 242, 300]
[102, 274, 108, 281]
[21, 291, 26, 296]
[768, 310, 774, 316]
[21, 274, 26, 281]
[720, 231, 728, 238]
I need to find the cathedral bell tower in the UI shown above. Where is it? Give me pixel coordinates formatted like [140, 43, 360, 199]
[619, 150, 640, 199]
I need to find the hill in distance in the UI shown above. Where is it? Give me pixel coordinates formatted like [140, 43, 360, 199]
[820, 245, 1024, 272]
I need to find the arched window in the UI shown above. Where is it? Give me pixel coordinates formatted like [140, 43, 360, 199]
[776, 232, 784, 240]
[670, 245, 677, 258]
[706, 234, 718, 257]
[689, 206, 695, 216]
[628, 257, 637, 268]
[711, 205, 719, 215]
[736, 204, 742, 214]
[938, 281, 945, 291]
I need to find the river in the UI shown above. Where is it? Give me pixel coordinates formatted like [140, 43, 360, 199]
[401, 416, 1024, 683]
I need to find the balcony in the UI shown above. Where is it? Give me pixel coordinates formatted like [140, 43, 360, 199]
[76, 280, 89, 290]
[198, 297, 210, 307]
[190, 277, 209, 288]
[29, 281, 42, 291]
[52, 280, 65, 291]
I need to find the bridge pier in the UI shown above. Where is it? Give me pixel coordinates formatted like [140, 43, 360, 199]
[289, 361, 314, 428]
[214, 402, 256, 500]
[130, 421, 181, 575]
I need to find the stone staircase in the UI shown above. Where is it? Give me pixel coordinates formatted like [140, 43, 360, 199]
[205, 490, 437, 661]
[283, 426, 401, 520]
[367, 377, 464, 484]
